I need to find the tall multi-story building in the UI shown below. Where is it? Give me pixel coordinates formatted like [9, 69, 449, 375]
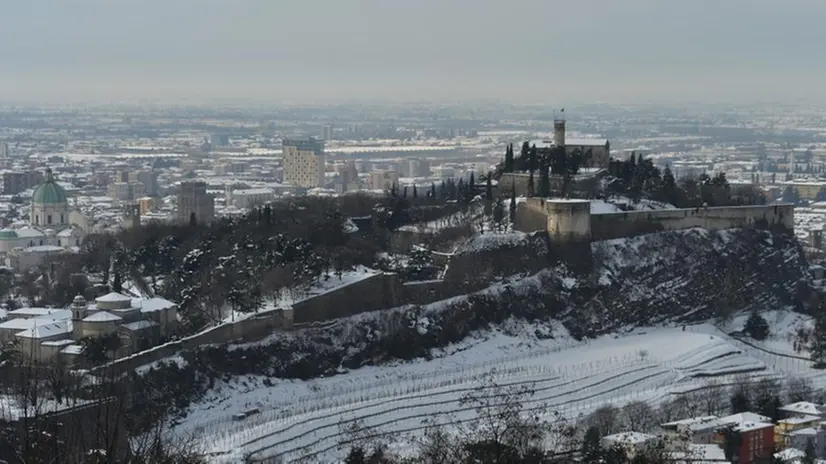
[0, 142, 8, 159]
[3, 171, 45, 195]
[133, 170, 159, 196]
[176, 181, 214, 225]
[107, 181, 147, 201]
[211, 133, 230, 148]
[282, 138, 325, 189]
[369, 170, 399, 191]
[321, 125, 334, 141]
[407, 158, 431, 177]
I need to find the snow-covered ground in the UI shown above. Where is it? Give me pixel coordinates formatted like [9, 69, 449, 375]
[177, 310, 820, 463]
[591, 196, 676, 214]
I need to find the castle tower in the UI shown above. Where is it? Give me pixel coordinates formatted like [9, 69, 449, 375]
[553, 109, 566, 147]
[71, 294, 87, 339]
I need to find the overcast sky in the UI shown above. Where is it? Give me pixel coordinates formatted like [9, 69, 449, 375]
[1, 0, 824, 105]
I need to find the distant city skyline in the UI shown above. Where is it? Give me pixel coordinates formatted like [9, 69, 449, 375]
[2, 0, 826, 105]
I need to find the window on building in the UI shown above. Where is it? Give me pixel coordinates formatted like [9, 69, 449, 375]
[29, 241, 33, 247]
[35, 216, 39, 225]
[60, 214, 64, 223]
[39, 240, 43, 246]
[47, 215, 52, 225]
[76, 239, 80, 246]
[57, 239, 61, 246]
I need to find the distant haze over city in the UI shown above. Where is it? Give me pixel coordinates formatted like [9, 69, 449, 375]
[2, 0, 826, 105]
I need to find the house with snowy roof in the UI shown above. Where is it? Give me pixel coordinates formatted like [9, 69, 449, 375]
[8, 291, 177, 363]
[781, 401, 826, 419]
[662, 415, 724, 448]
[601, 432, 660, 460]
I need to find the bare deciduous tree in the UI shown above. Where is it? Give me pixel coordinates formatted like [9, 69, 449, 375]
[622, 400, 658, 432]
[786, 377, 814, 404]
[700, 380, 727, 416]
[586, 404, 621, 436]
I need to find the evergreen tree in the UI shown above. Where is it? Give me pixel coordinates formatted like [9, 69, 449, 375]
[744, 311, 770, 340]
[527, 170, 535, 197]
[403, 186, 408, 198]
[112, 270, 122, 293]
[430, 182, 436, 199]
[538, 166, 550, 198]
[412, 184, 418, 198]
[528, 145, 538, 172]
[660, 166, 679, 205]
[581, 426, 602, 462]
[390, 182, 398, 197]
[469, 172, 476, 199]
[504, 144, 514, 172]
[189, 212, 197, 227]
[485, 173, 493, 201]
[439, 180, 446, 199]
[509, 186, 517, 223]
[345, 446, 366, 464]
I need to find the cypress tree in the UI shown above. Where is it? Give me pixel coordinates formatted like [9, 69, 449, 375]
[527, 170, 535, 197]
[504, 144, 514, 172]
[413, 184, 418, 198]
[538, 166, 550, 198]
[430, 182, 437, 199]
[509, 186, 517, 223]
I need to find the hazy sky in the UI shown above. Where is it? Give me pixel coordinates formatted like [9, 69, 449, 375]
[1, 0, 825, 105]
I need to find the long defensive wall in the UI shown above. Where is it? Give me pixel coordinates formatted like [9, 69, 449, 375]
[514, 198, 794, 242]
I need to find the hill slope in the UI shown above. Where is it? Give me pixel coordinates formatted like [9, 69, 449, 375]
[184, 227, 809, 386]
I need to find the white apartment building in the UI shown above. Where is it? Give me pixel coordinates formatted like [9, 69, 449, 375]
[282, 138, 325, 188]
[227, 188, 275, 210]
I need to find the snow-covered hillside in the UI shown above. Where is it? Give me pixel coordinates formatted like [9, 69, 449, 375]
[155, 226, 811, 461]
[184, 312, 818, 463]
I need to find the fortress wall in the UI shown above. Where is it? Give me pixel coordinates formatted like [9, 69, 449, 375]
[292, 273, 402, 324]
[590, 204, 794, 241]
[513, 198, 550, 233]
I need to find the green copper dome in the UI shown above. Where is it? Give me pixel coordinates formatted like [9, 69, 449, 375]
[32, 169, 68, 206]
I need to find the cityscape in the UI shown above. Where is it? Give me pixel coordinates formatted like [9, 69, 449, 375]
[4, 1, 826, 463]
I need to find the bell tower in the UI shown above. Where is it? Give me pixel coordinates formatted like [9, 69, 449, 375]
[71, 294, 87, 339]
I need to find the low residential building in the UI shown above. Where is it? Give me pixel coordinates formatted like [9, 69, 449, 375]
[662, 416, 723, 449]
[777, 416, 822, 447]
[780, 402, 825, 418]
[601, 432, 659, 460]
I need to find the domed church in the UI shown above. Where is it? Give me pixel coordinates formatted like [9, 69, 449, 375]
[30, 167, 71, 228]
[0, 168, 87, 269]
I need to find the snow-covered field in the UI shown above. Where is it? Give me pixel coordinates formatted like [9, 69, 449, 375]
[175, 310, 822, 463]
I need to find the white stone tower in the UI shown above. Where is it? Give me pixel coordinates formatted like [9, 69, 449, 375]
[71, 294, 87, 339]
[553, 109, 566, 147]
